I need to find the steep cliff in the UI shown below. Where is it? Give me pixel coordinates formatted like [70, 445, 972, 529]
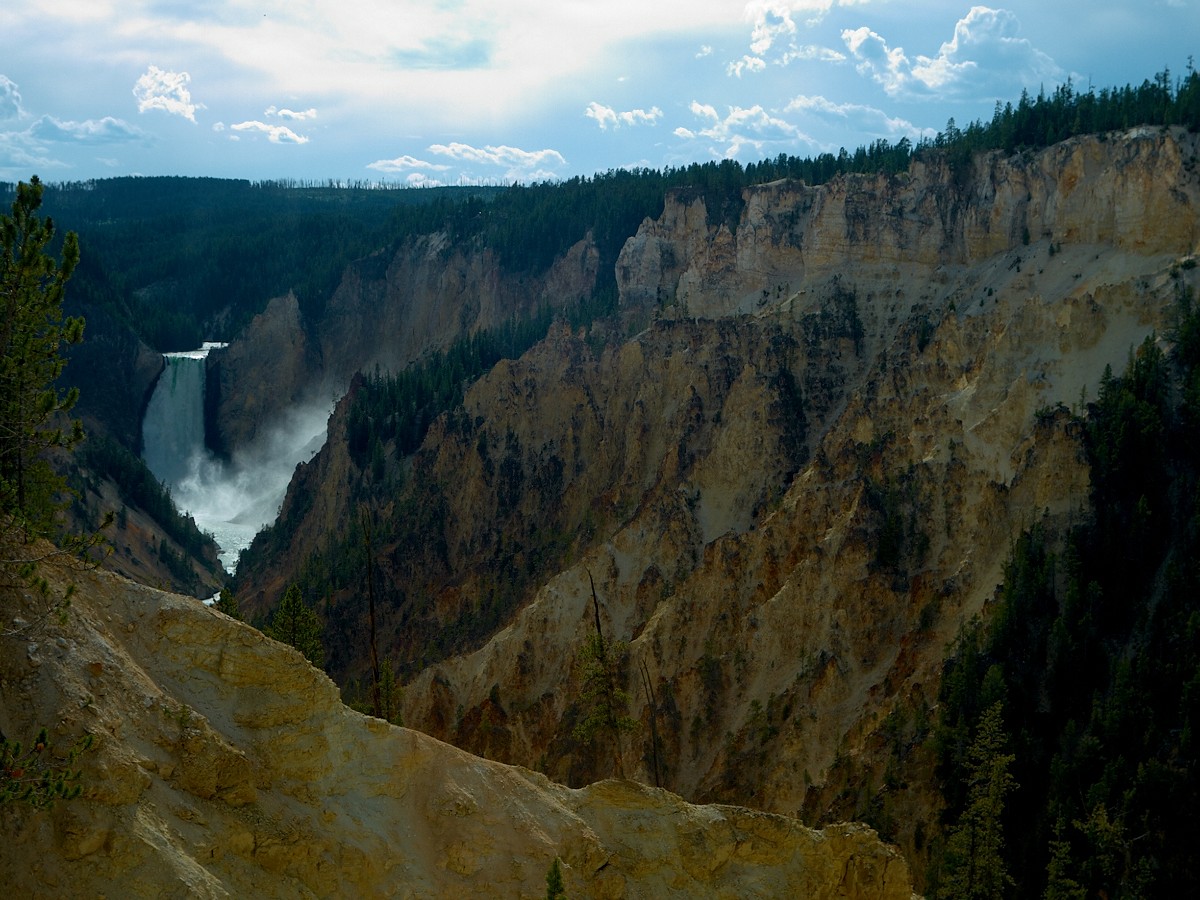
[0, 555, 911, 898]
[210, 234, 600, 453]
[232, 127, 1200, 885]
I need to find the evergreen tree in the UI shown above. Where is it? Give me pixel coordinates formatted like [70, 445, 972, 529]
[571, 572, 637, 778]
[265, 583, 325, 667]
[545, 857, 566, 900]
[0, 727, 93, 809]
[0, 176, 83, 540]
[214, 587, 241, 620]
[938, 701, 1017, 899]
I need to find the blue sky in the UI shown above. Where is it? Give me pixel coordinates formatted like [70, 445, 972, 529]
[1, 1, 1196, 185]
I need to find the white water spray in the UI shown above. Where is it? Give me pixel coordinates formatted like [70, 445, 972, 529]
[141, 344, 330, 572]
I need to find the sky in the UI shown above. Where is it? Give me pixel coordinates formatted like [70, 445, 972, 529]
[1, 1, 1196, 186]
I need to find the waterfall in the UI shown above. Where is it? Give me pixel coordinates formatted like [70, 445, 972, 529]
[142, 350, 211, 487]
[141, 342, 329, 573]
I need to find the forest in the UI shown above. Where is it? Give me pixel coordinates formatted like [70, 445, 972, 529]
[927, 287, 1200, 897]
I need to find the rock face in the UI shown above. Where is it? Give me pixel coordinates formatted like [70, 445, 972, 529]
[0, 557, 911, 898]
[233, 127, 1200, 885]
[210, 235, 599, 453]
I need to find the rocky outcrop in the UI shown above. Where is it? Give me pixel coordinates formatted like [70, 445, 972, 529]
[617, 127, 1199, 322]
[211, 235, 600, 455]
[0, 556, 911, 898]
[207, 292, 319, 456]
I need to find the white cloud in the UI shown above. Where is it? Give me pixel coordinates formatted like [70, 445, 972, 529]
[133, 66, 202, 122]
[778, 44, 847, 65]
[266, 105, 318, 121]
[844, 7, 1063, 99]
[747, 3, 798, 55]
[0, 75, 25, 120]
[676, 100, 810, 158]
[727, 55, 767, 78]
[29, 114, 146, 144]
[430, 142, 566, 170]
[842, 26, 912, 94]
[696, 45, 714, 59]
[585, 102, 663, 130]
[733, 1, 864, 78]
[229, 120, 309, 144]
[403, 172, 447, 187]
[366, 154, 451, 174]
[77, 1, 745, 133]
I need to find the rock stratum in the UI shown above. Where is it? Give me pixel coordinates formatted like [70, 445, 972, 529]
[0, 556, 911, 898]
[231, 126, 1200, 884]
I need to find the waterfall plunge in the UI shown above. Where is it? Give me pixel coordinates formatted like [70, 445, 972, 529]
[141, 343, 329, 572]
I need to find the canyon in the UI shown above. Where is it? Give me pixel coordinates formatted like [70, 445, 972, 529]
[225, 126, 1198, 880]
[3, 123, 1199, 895]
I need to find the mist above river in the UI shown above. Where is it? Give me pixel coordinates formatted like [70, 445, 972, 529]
[169, 402, 330, 572]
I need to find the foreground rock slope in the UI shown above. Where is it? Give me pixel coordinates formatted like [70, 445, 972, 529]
[0, 556, 911, 898]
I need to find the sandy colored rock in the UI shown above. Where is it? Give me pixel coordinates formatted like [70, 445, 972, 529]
[1, 557, 911, 898]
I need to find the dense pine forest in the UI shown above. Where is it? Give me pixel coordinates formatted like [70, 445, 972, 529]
[929, 287, 1200, 897]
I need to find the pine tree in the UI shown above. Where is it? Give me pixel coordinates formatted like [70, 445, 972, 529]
[0, 176, 83, 540]
[265, 583, 325, 667]
[545, 857, 566, 900]
[571, 572, 637, 778]
[938, 701, 1017, 899]
[214, 587, 241, 620]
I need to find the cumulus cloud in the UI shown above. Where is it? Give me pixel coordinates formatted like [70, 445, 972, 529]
[748, 3, 798, 55]
[366, 154, 451, 174]
[265, 106, 317, 121]
[738, 2, 861, 74]
[727, 55, 768, 78]
[585, 102, 663, 130]
[0, 133, 59, 175]
[402, 172, 448, 187]
[229, 120, 309, 144]
[1, 75, 25, 120]
[674, 100, 810, 158]
[29, 115, 146, 144]
[133, 66, 202, 121]
[842, 26, 912, 94]
[844, 7, 1063, 99]
[430, 142, 566, 170]
[696, 45, 714, 59]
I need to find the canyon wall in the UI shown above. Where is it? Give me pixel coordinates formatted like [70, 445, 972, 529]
[209, 235, 599, 454]
[234, 127, 1200, 880]
[0, 556, 911, 898]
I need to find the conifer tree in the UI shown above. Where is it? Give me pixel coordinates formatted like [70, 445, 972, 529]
[265, 583, 325, 667]
[938, 701, 1017, 899]
[0, 176, 83, 541]
[572, 572, 637, 777]
[214, 587, 241, 620]
[545, 857, 566, 900]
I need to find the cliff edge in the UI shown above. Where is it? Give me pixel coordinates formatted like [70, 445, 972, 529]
[0, 555, 911, 898]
